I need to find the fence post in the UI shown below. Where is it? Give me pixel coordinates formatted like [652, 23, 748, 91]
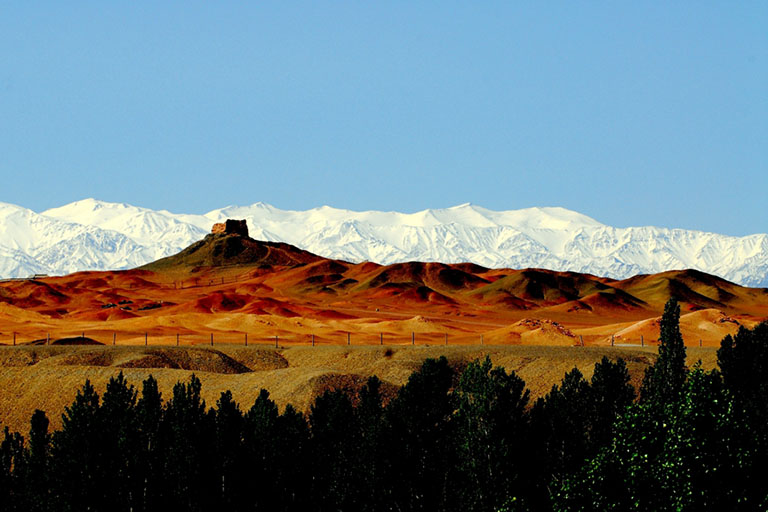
[380, 333, 383, 345]
[312, 334, 315, 347]
[210, 333, 213, 346]
[245, 333, 248, 346]
[579, 335, 584, 347]
[48, 332, 50, 346]
[412, 332, 415, 345]
[611, 335, 614, 346]
[347, 332, 350, 346]
[145, 332, 148, 346]
[699, 338, 702, 347]
[275, 335, 278, 348]
[641, 335, 644, 347]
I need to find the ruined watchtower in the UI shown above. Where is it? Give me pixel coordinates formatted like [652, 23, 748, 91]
[211, 219, 249, 237]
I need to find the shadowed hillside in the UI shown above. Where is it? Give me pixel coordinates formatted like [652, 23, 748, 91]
[141, 232, 324, 272]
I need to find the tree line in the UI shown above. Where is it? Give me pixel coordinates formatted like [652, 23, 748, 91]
[1, 299, 767, 511]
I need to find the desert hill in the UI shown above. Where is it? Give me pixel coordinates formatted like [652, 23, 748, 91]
[141, 223, 324, 273]
[0, 220, 765, 351]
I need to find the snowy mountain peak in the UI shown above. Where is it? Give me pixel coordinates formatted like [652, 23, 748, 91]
[0, 199, 766, 287]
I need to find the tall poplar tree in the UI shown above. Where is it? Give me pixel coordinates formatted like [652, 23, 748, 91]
[99, 372, 138, 511]
[51, 379, 103, 512]
[135, 375, 164, 511]
[24, 410, 51, 512]
[641, 297, 687, 404]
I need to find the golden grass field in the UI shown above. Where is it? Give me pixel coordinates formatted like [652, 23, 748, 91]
[0, 343, 720, 434]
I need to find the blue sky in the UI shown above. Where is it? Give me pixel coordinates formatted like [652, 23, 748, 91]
[1, 2, 766, 235]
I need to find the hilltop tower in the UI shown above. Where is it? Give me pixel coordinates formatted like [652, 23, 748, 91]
[211, 219, 249, 237]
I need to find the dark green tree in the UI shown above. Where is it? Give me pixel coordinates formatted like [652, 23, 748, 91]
[559, 367, 752, 511]
[160, 374, 215, 512]
[242, 388, 313, 511]
[641, 297, 687, 404]
[309, 388, 360, 510]
[274, 403, 311, 511]
[588, 356, 635, 449]
[718, 322, 768, 425]
[557, 399, 670, 511]
[528, 358, 635, 508]
[385, 356, 456, 512]
[99, 372, 138, 511]
[530, 367, 592, 495]
[0, 426, 25, 511]
[51, 379, 104, 512]
[135, 375, 164, 510]
[558, 298, 688, 509]
[354, 376, 389, 512]
[717, 322, 768, 506]
[23, 410, 51, 512]
[213, 391, 245, 511]
[453, 356, 530, 512]
[242, 388, 280, 510]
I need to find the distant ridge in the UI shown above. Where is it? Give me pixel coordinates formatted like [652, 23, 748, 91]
[0, 199, 766, 287]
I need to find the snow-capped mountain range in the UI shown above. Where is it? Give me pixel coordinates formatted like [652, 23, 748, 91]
[1, 199, 766, 287]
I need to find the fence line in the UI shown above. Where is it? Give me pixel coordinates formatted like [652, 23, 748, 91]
[1, 331, 676, 348]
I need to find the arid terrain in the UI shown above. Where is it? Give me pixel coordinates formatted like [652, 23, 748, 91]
[0, 225, 766, 432]
[0, 344, 720, 434]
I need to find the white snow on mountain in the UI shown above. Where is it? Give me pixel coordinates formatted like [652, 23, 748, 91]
[0, 199, 765, 288]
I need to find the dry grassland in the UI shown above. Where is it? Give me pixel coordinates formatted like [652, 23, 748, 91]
[0, 344, 719, 435]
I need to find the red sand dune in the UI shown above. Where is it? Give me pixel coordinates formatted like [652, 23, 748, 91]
[1, 234, 765, 347]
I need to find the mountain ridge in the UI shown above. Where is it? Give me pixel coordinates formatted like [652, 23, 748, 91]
[0, 199, 766, 287]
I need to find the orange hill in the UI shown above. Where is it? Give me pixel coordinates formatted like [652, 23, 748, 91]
[1, 222, 766, 348]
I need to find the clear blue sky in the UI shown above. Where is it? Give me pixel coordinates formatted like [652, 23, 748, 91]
[1, 2, 766, 235]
